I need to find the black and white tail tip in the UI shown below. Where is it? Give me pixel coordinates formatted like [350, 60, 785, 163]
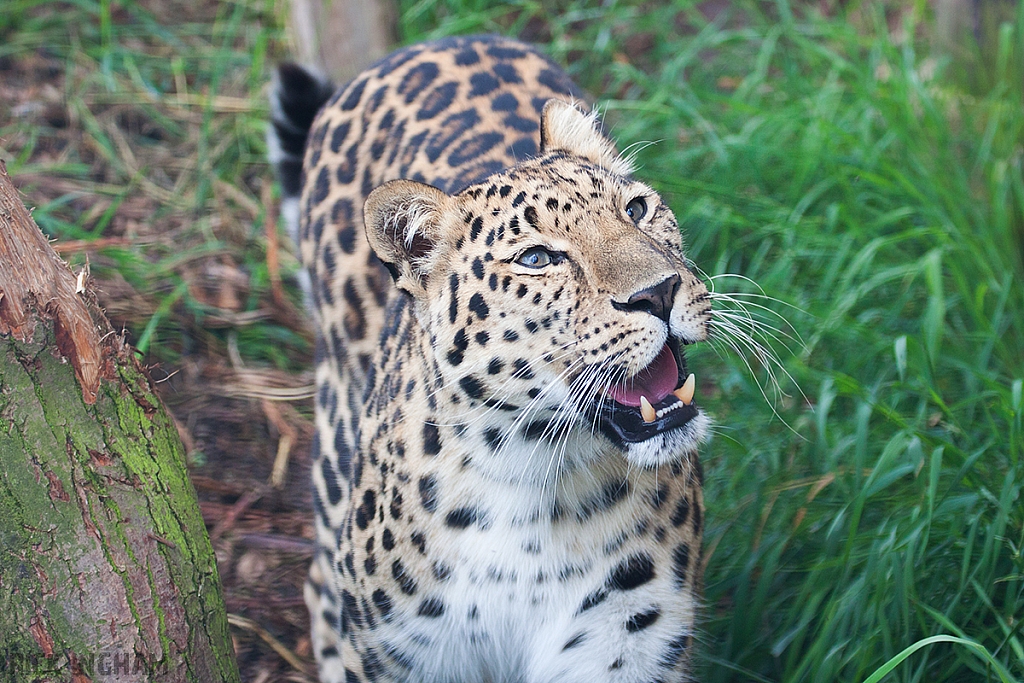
[267, 62, 335, 243]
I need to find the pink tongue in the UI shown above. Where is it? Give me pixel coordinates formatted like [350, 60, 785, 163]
[605, 344, 678, 407]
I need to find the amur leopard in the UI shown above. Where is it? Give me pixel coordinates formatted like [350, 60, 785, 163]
[269, 34, 712, 683]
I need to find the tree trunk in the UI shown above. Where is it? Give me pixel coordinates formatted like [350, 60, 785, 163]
[286, 0, 395, 81]
[0, 160, 240, 683]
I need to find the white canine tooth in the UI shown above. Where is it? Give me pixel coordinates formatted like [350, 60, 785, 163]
[640, 396, 656, 423]
[673, 374, 695, 405]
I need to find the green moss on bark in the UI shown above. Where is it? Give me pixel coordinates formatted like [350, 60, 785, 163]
[0, 321, 239, 683]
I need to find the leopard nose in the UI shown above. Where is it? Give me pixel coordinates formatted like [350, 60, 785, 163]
[613, 274, 680, 324]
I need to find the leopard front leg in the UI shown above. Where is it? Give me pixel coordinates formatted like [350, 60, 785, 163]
[305, 549, 347, 683]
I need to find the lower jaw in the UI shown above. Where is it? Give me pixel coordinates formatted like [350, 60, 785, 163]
[618, 410, 710, 468]
[592, 398, 699, 447]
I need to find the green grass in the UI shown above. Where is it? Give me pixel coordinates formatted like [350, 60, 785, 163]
[0, 0, 307, 370]
[2, 1, 1022, 681]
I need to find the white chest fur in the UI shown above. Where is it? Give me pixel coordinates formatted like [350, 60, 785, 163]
[363, 438, 697, 683]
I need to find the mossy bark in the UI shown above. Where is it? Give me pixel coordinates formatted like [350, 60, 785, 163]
[0, 161, 240, 683]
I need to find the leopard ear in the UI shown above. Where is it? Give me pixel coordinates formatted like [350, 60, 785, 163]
[364, 179, 451, 298]
[539, 99, 633, 176]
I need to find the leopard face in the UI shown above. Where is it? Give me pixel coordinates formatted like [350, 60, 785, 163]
[366, 104, 711, 473]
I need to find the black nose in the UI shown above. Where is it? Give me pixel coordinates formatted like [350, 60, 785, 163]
[614, 274, 680, 323]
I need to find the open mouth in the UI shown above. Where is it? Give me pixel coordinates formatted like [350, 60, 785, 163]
[591, 340, 698, 446]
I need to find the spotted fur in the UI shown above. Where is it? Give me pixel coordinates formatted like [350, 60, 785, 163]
[269, 35, 712, 683]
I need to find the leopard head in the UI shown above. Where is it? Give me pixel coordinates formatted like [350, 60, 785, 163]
[365, 100, 711, 469]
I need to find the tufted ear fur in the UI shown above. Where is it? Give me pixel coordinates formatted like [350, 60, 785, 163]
[539, 99, 634, 176]
[364, 179, 452, 299]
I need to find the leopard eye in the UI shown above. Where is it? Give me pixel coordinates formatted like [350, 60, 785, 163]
[625, 196, 648, 222]
[516, 247, 553, 269]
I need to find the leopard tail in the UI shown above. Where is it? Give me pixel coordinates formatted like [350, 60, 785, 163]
[267, 62, 335, 247]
